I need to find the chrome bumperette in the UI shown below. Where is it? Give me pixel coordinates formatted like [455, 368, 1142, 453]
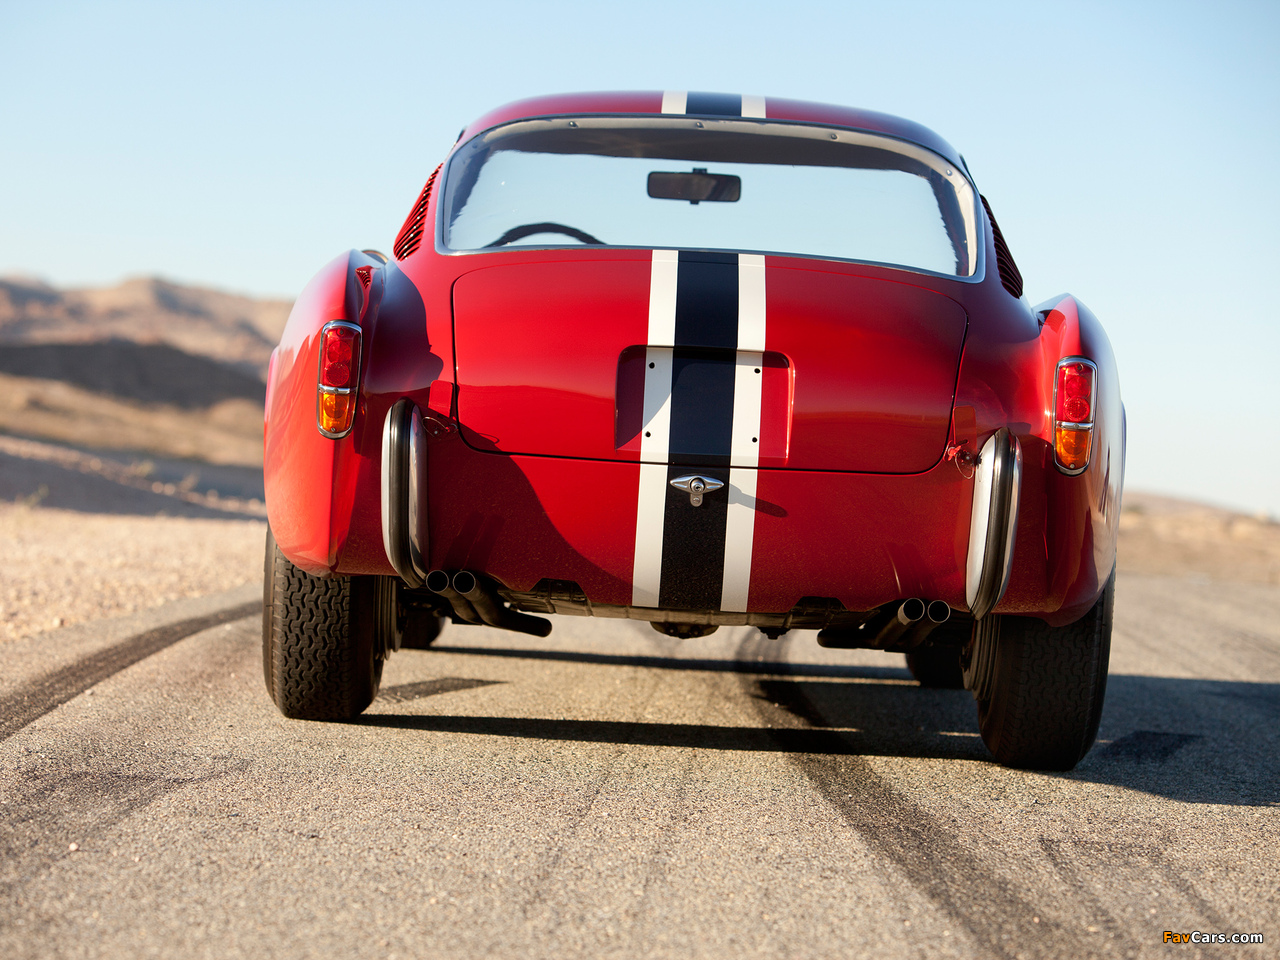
[965, 428, 1022, 620]
[406, 411, 427, 579]
[380, 400, 427, 588]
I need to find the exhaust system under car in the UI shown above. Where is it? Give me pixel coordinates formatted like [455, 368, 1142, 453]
[816, 597, 954, 651]
[427, 569, 552, 637]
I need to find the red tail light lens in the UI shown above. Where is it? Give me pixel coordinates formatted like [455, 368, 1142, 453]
[317, 321, 361, 437]
[1055, 361, 1094, 423]
[1053, 357, 1097, 474]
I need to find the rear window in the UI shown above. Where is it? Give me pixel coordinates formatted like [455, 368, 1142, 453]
[440, 117, 979, 277]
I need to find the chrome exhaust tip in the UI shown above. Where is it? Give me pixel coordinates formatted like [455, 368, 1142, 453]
[897, 598, 926, 625]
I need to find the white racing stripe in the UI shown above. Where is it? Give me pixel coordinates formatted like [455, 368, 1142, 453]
[661, 90, 687, 115]
[720, 467, 759, 612]
[737, 254, 767, 350]
[741, 94, 767, 118]
[632, 250, 679, 606]
[631, 250, 768, 612]
[721, 253, 767, 611]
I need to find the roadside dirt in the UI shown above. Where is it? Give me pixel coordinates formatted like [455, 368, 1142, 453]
[0, 504, 265, 641]
[1, 434, 267, 641]
[1118, 490, 1280, 586]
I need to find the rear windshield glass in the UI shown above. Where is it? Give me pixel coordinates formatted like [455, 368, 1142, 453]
[440, 117, 979, 277]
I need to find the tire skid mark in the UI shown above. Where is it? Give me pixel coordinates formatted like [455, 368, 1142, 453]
[0, 602, 260, 741]
[373, 677, 503, 704]
[734, 629, 1128, 960]
[511, 669, 668, 924]
[503, 633, 700, 944]
[1038, 837, 1233, 937]
[0, 761, 250, 904]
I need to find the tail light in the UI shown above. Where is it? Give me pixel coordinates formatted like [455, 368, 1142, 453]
[317, 320, 362, 437]
[1053, 357, 1096, 474]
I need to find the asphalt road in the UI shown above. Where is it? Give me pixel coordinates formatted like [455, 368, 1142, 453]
[1, 573, 1276, 959]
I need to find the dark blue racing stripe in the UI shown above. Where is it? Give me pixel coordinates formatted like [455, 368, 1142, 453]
[674, 251, 738, 348]
[659, 462, 731, 609]
[685, 92, 744, 117]
[658, 252, 740, 610]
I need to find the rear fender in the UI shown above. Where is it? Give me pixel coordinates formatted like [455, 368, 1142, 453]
[264, 249, 387, 574]
[950, 292, 1123, 625]
[1029, 294, 1124, 623]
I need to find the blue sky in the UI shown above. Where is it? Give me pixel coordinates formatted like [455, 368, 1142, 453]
[2, 0, 1278, 515]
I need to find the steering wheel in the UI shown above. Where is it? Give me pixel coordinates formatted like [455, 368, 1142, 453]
[485, 222, 604, 247]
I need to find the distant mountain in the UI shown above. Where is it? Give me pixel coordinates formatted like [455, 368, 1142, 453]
[0, 275, 292, 377]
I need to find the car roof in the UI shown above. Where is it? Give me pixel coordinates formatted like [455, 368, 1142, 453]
[456, 91, 968, 173]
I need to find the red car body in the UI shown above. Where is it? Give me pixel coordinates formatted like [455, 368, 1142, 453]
[264, 91, 1122, 638]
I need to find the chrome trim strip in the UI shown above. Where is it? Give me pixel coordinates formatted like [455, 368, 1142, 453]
[406, 409, 427, 580]
[380, 405, 397, 578]
[965, 428, 1022, 619]
[380, 400, 425, 589]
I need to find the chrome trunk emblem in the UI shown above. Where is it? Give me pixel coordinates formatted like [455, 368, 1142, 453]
[670, 475, 724, 507]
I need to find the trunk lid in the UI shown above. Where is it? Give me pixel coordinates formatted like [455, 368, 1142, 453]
[452, 255, 966, 473]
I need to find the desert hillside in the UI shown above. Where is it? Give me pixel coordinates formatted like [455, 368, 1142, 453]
[0, 275, 291, 466]
[0, 275, 291, 376]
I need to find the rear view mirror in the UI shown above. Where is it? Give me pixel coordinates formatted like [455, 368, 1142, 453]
[647, 169, 741, 204]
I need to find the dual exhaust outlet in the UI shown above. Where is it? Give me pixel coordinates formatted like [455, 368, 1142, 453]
[897, 597, 953, 627]
[817, 597, 952, 651]
[425, 569, 552, 638]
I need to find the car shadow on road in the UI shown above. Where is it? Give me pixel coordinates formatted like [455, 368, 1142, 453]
[367, 645, 1279, 806]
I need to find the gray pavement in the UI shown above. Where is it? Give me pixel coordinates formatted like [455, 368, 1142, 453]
[1, 572, 1275, 958]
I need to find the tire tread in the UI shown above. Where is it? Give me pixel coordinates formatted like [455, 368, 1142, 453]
[263, 532, 379, 720]
[977, 570, 1113, 770]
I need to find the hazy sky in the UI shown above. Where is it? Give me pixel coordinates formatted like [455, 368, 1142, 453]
[3, 0, 1278, 515]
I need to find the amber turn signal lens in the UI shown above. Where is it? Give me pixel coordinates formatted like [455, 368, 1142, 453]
[1055, 425, 1092, 472]
[318, 390, 355, 436]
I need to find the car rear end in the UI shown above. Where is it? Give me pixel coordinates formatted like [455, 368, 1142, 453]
[413, 109, 990, 633]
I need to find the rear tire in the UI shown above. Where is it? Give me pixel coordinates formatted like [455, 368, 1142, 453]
[905, 645, 965, 689]
[401, 605, 446, 649]
[970, 569, 1114, 770]
[262, 528, 385, 720]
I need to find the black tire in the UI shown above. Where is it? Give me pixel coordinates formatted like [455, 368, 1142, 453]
[262, 528, 385, 720]
[905, 645, 965, 689]
[401, 605, 446, 649]
[972, 569, 1114, 770]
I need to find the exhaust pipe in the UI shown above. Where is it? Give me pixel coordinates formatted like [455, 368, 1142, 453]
[879, 598, 926, 648]
[452, 571, 552, 638]
[426, 569, 481, 624]
[927, 600, 952, 623]
[819, 599, 925, 649]
[897, 598, 926, 625]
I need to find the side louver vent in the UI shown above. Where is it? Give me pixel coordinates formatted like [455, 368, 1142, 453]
[393, 164, 442, 261]
[979, 196, 1024, 300]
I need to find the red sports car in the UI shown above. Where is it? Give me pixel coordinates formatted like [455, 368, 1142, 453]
[262, 91, 1123, 771]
